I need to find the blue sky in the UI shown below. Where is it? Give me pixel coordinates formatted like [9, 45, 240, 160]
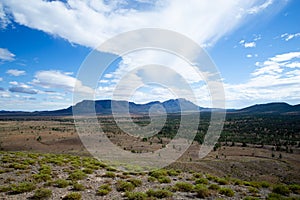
[0, 0, 299, 111]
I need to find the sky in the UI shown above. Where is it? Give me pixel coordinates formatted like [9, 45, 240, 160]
[0, 0, 300, 111]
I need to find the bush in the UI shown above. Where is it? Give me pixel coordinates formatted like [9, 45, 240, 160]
[266, 192, 284, 200]
[148, 176, 156, 182]
[125, 191, 147, 200]
[208, 184, 220, 190]
[72, 183, 85, 191]
[31, 188, 52, 199]
[149, 169, 168, 178]
[289, 184, 300, 194]
[146, 189, 173, 198]
[116, 180, 135, 192]
[68, 170, 87, 181]
[128, 178, 142, 187]
[103, 172, 116, 178]
[216, 178, 228, 185]
[174, 182, 194, 192]
[167, 169, 181, 176]
[194, 184, 210, 198]
[54, 179, 69, 188]
[39, 165, 52, 175]
[96, 184, 112, 196]
[11, 182, 36, 194]
[195, 178, 209, 185]
[193, 172, 203, 178]
[260, 181, 270, 188]
[219, 187, 235, 197]
[0, 185, 11, 193]
[244, 197, 259, 200]
[248, 187, 259, 194]
[62, 192, 82, 200]
[272, 184, 290, 196]
[158, 176, 171, 183]
[33, 173, 52, 182]
[82, 168, 93, 174]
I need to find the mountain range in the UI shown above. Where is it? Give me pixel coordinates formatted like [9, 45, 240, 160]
[0, 99, 299, 116]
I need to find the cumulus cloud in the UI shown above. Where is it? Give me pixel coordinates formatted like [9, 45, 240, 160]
[32, 70, 93, 94]
[6, 69, 26, 76]
[225, 51, 300, 107]
[0, 48, 15, 61]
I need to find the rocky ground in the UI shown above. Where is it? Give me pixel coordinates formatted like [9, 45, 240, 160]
[0, 151, 300, 200]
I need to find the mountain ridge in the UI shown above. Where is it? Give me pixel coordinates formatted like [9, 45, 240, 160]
[0, 99, 299, 116]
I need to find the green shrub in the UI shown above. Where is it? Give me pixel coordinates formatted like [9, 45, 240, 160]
[194, 184, 210, 198]
[11, 182, 36, 194]
[208, 184, 220, 190]
[149, 169, 168, 178]
[0, 185, 11, 193]
[216, 178, 229, 185]
[272, 184, 290, 196]
[266, 192, 284, 200]
[260, 181, 271, 188]
[248, 187, 259, 194]
[54, 179, 69, 188]
[289, 184, 300, 194]
[174, 182, 194, 192]
[219, 187, 235, 197]
[128, 178, 142, 187]
[193, 172, 203, 178]
[103, 172, 116, 178]
[146, 189, 173, 198]
[148, 176, 156, 182]
[33, 173, 52, 182]
[233, 179, 243, 186]
[116, 180, 135, 192]
[68, 170, 87, 181]
[244, 196, 259, 200]
[72, 183, 85, 191]
[9, 163, 28, 170]
[39, 165, 52, 175]
[62, 192, 82, 200]
[206, 174, 217, 181]
[195, 178, 209, 185]
[31, 188, 52, 199]
[82, 168, 93, 174]
[167, 169, 181, 176]
[158, 176, 171, 183]
[96, 184, 112, 196]
[125, 191, 147, 200]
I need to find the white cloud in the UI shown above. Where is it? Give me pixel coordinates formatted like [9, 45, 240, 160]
[244, 42, 256, 48]
[0, 48, 15, 61]
[9, 81, 18, 85]
[0, 0, 276, 51]
[32, 70, 93, 94]
[239, 39, 256, 48]
[247, 0, 273, 14]
[0, 77, 3, 81]
[269, 52, 300, 62]
[281, 32, 300, 41]
[6, 69, 26, 76]
[246, 54, 253, 58]
[0, 4, 10, 28]
[225, 51, 300, 108]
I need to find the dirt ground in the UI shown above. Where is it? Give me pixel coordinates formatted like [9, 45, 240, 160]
[0, 118, 299, 184]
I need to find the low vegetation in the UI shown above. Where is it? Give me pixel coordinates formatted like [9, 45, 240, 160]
[0, 151, 299, 199]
